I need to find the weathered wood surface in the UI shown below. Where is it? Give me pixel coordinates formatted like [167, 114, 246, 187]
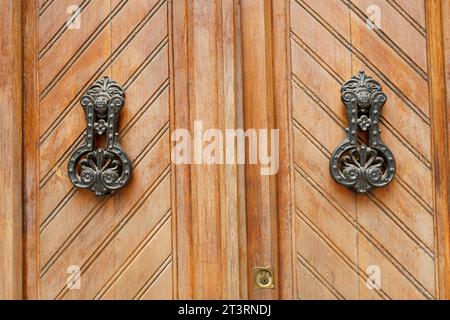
[0, 0, 23, 300]
[9, 0, 450, 300]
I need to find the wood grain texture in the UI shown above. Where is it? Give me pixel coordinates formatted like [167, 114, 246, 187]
[25, 0, 249, 300]
[13, 0, 450, 300]
[283, 0, 449, 299]
[240, 0, 279, 300]
[218, 0, 248, 299]
[444, 0, 450, 169]
[38, 0, 84, 52]
[272, 0, 294, 299]
[171, 0, 192, 300]
[353, 0, 427, 73]
[425, 0, 450, 299]
[186, 0, 224, 299]
[445, 1, 450, 174]
[23, 0, 39, 300]
[23, 0, 176, 300]
[393, 0, 426, 30]
[175, 0, 247, 299]
[0, 0, 23, 300]
[443, 6, 450, 291]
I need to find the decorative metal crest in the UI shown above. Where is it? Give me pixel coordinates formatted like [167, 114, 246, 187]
[329, 71, 395, 193]
[68, 76, 131, 196]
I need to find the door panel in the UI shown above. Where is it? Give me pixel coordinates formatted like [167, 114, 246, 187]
[24, 0, 175, 299]
[24, 0, 250, 300]
[283, 0, 447, 299]
[16, 0, 449, 300]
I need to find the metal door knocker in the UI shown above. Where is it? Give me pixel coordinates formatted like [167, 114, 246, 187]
[329, 71, 395, 193]
[68, 76, 131, 196]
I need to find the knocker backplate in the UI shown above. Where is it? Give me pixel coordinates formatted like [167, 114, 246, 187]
[329, 71, 396, 193]
[68, 76, 131, 196]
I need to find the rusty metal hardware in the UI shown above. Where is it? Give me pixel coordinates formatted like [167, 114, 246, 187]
[253, 267, 274, 289]
[329, 71, 395, 193]
[68, 76, 131, 196]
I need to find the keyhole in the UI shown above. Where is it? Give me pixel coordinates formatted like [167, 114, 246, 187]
[254, 268, 274, 289]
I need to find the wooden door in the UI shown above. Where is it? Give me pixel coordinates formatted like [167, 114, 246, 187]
[0, 0, 449, 300]
[271, 0, 450, 299]
[21, 0, 249, 300]
[23, 0, 176, 300]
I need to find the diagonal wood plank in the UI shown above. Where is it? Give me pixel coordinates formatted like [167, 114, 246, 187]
[291, 0, 432, 162]
[38, 0, 85, 52]
[39, 47, 169, 227]
[38, 0, 164, 139]
[351, 0, 427, 73]
[291, 41, 434, 206]
[139, 261, 173, 300]
[295, 216, 359, 299]
[292, 123, 435, 296]
[391, 0, 426, 30]
[39, 0, 55, 16]
[39, 81, 169, 227]
[38, 4, 168, 181]
[39, 32, 168, 188]
[294, 171, 357, 261]
[39, 0, 125, 96]
[292, 99, 435, 253]
[295, 211, 385, 300]
[288, 3, 438, 295]
[291, 78, 434, 248]
[39, 121, 170, 273]
[349, 9, 429, 113]
[295, 0, 430, 122]
[359, 236, 429, 299]
[61, 176, 171, 299]
[40, 130, 171, 299]
[296, 259, 340, 300]
[100, 220, 172, 300]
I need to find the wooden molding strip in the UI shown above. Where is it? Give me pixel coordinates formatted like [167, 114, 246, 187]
[272, 0, 295, 300]
[22, 0, 39, 300]
[425, 0, 450, 300]
[0, 0, 23, 300]
[240, 0, 280, 299]
[171, 0, 247, 299]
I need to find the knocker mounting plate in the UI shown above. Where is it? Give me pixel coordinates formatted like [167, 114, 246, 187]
[329, 71, 396, 193]
[68, 76, 131, 196]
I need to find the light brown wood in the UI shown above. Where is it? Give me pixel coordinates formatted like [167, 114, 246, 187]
[171, 0, 192, 300]
[0, 0, 23, 300]
[444, 0, 450, 171]
[23, 0, 39, 300]
[272, 0, 294, 299]
[443, 0, 450, 298]
[7, 0, 450, 300]
[175, 0, 247, 299]
[442, 0, 450, 174]
[240, 0, 280, 300]
[218, 0, 248, 299]
[23, 0, 177, 300]
[394, 0, 426, 29]
[281, 0, 450, 300]
[425, 0, 450, 299]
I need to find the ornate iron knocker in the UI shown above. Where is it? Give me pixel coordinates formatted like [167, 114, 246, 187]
[329, 71, 395, 193]
[68, 76, 131, 196]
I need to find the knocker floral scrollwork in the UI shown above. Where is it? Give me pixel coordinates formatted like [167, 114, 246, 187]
[329, 71, 396, 193]
[68, 76, 131, 196]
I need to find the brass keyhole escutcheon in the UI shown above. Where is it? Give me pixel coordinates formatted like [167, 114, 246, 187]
[254, 267, 274, 289]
